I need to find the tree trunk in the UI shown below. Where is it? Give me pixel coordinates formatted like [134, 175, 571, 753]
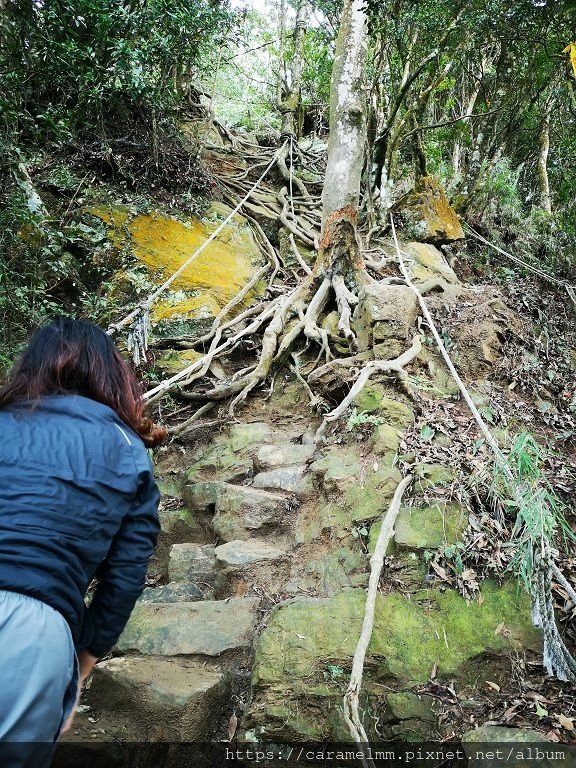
[537, 97, 552, 214]
[277, 0, 309, 138]
[317, 0, 368, 276]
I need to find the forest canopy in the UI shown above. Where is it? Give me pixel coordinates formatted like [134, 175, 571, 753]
[1, 0, 576, 365]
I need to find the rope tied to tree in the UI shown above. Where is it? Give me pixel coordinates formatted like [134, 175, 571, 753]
[107, 140, 288, 363]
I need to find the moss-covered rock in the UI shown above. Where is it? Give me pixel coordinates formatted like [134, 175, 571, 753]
[343, 466, 403, 523]
[215, 488, 290, 541]
[354, 385, 414, 429]
[304, 547, 367, 595]
[462, 725, 564, 768]
[155, 348, 203, 374]
[394, 502, 468, 550]
[255, 581, 539, 684]
[413, 462, 455, 492]
[310, 445, 362, 494]
[185, 422, 288, 485]
[370, 423, 401, 456]
[352, 284, 419, 353]
[392, 176, 464, 245]
[246, 582, 541, 741]
[403, 242, 459, 284]
[385, 692, 438, 740]
[91, 201, 265, 337]
[185, 442, 253, 484]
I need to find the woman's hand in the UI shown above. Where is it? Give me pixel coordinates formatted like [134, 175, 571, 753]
[77, 649, 98, 684]
[60, 650, 99, 734]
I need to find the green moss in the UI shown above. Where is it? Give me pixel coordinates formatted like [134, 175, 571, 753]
[343, 467, 402, 523]
[253, 581, 540, 688]
[413, 463, 455, 491]
[305, 547, 367, 594]
[186, 442, 253, 483]
[354, 385, 414, 429]
[370, 424, 401, 456]
[295, 499, 354, 544]
[228, 422, 275, 452]
[394, 502, 468, 550]
[386, 692, 436, 722]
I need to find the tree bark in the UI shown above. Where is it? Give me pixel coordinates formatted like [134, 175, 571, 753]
[537, 96, 552, 214]
[317, 0, 368, 277]
[277, 0, 309, 138]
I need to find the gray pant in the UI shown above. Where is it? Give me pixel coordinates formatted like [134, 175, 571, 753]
[0, 590, 77, 767]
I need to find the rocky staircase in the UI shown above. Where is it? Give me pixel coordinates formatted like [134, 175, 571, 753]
[69, 239, 542, 748]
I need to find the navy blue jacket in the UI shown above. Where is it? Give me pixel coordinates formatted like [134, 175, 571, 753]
[0, 394, 160, 656]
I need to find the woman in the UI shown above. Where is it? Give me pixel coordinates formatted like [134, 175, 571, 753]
[0, 317, 165, 765]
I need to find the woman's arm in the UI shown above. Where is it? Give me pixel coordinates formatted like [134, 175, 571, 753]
[81, 463, 161, 657]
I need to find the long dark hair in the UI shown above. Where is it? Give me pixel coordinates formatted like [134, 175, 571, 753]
[0, 317, 165, 447]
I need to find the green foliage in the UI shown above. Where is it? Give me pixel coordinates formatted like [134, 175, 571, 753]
[0, 159, 125, 373]
[0, 185, 65, 370]
[1, 0, 236, 143]
[484, 432, 575, 592]
[323, 663, 345, 682]
[346, 408, 384, 434]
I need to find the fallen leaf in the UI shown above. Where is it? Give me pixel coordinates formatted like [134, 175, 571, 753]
[535, 702, 549, 718]
[486, 681, 501, 692]
[430, 561, 450, 581]
[558, 714, 574, 731]
[502, 704, 521, 722]
[228, 712, 238, 741]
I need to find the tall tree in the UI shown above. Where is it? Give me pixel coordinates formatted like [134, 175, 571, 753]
[277, 0, 310, 138]
[318, 0, 368, 276]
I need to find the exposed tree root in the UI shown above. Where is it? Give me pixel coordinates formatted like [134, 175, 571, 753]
[168, 402, 217, 437]
[343, 474, 414, 761]
[144, 140, 425, 433]
[314, 335, 422, 441]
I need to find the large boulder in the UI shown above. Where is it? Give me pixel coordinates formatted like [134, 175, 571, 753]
[244, 583, 541, 742]
[352, 284, 419, 357]
[402, 241, 459, 285]
[392, 175, 464, 245]
[90, 201, 265, 341]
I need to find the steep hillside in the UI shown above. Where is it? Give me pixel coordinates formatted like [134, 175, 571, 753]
[43, 123, 576, 765]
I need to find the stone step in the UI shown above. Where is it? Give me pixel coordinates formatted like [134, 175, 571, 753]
[215, 539, 285, 566]
[87, 656, 227, 740]
[255, 443, 315, 471]
[138, 582, 206, 604]
[252, 466, 312, 494]
[117, 597, 260, 656]
[168, 543, 216, 584]
[184, 482, 289, 542]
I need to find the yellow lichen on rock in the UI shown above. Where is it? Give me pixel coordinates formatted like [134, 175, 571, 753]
[392, 175, 464, 244]
[89, 201, 263, 325]
[403, 241, 459, 284]
[152, 294, 222, 321]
